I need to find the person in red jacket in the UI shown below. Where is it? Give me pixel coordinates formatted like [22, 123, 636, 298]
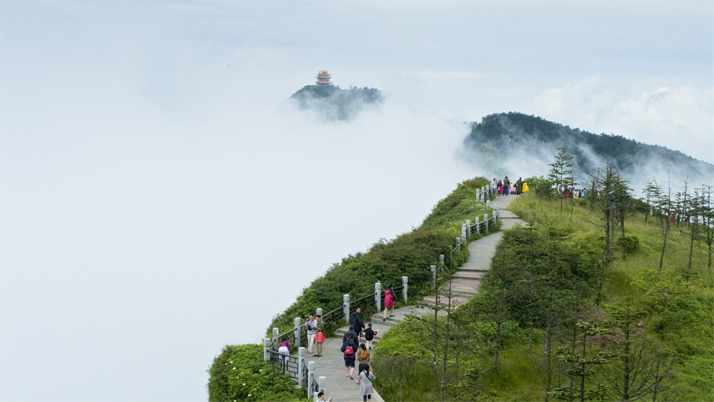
[383, 285, 396, 321]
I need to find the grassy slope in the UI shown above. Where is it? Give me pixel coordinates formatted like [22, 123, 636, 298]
[373, 193, 713, 401]
[508, 194, 714, 401]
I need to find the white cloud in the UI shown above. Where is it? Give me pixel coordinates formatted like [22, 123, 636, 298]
[532, 78, 714, 164]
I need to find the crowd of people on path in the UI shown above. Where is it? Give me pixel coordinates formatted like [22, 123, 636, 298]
[558, 187, 587, 200]
[491, 176, 529, 197]
[291, 286, 399, 400]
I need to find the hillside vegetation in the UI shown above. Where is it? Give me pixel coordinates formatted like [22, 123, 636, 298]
[207, 344, 305, 402]
[289, 84, 383, 121]
[461, 112, 714, 184]
[208, 177, 499, 399]
[372, 189, 713, 401]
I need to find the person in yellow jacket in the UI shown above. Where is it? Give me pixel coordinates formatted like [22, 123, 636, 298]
[522, 182, 529, 192]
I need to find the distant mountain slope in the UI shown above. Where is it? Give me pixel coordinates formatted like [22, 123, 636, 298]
[461, 112, 713, 186]
[289, 84, 383, 121]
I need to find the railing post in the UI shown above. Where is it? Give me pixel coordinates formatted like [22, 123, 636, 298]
[461, 223, 467, 241]
[297, 347, 305, 387]
[375, 282, 381, 312]
[476, 188, 480, 202]
[264, 338, 271, 361]
[308, 361, 315, 397]
[484, 213, 489, 233]
[317, 375, 326, 401]
[402, 276, 408, 303]
[272, 327, 279, 348]
[466, 219, 471, 237]
[294, 317, 302, 348]
[455, 237, 461, 250]
[475, 217, 480, 233]
[486, 199, 491, 207]
[316, 308, 323, 317]
[496, 206, 500, 220]
[343, 294, 350, 325]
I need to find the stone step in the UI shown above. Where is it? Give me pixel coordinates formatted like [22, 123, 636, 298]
[446, 289, 478, 297]
[452, 271, 484, 280]
[457, 266, 490, 272]
[370, 315, 402, 326]
[422, 295, 470, 306]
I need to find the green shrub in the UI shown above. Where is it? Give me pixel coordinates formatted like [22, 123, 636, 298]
[207, 344, 305, 402]
[617, 233, 640, 253]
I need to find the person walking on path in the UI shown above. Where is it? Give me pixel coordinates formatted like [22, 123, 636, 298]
[522, 181, 529, 193]
[351, 307, 365, 341]
[358, 363, 377, 401]
[383, 285, 396, 321]
[497, 180, 503, 196]
[491, 178, 498, 196]
[306, 314, 317, 354]
[317, 391, 333, 401]
[516, 177, 523, 195]
[341, 335, 358, 379]
[503, 176, 511, 196]
[356, 343, 371, 383]
[364, 322, 376, 350]
[314, 315, 325, 357]
[343, 325, 358, 344]
[278, 336, 290, 371]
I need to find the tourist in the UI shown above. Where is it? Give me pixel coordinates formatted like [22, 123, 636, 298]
[351, 307, 365, 341]
[517, 177, 524, 195]
[358, 363, 377, 401]
[503, 176, 511, 196]
[383, 285, 396, 321]
[278, 336, 290, 370]
[317, 391, 333, 401]
[343, 325, 358, 344]
[491, 178, 498, 196]
[364, 322, 376, 350]
[341, 335, 358, 379]
[497, 180, 503, 196]
[522, 181, 529, 193]
[306, 314, 317, 354]
[356, 343, 371, 384]
[315, 315, 325, 357]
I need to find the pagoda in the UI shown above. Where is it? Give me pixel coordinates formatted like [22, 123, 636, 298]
[315, 70, 332, 86]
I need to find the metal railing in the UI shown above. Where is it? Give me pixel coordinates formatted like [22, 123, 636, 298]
[267, 349, 299, 379]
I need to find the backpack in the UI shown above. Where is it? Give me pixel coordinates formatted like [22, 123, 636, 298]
[344, 345, 354, 359]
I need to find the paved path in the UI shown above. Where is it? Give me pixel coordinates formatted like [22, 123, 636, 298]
[309, 195, 526, 402]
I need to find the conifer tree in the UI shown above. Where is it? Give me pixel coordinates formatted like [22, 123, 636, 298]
[654, 181, 674, 272]
[548, 148, 576, 216]
[700, 185, 714, 271]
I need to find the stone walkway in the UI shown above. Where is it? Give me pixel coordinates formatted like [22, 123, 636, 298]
[307, 195, 526, 402]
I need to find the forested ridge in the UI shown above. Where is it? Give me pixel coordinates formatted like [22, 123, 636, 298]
[462, 112, 714, 182]
[289, 84, 383, 121]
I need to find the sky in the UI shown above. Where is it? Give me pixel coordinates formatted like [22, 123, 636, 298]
[1, 1, 712, 401]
